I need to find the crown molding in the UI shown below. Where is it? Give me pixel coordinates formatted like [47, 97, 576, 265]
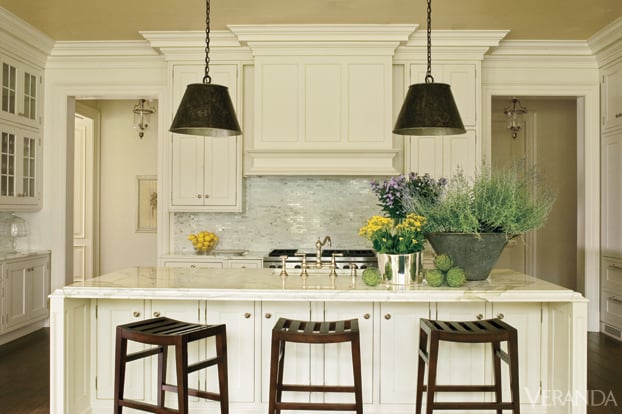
[588, 17, 622, 66]
[394, 30, 509, 61]
[0, 7, 54, 66]
[50, 40, 160, 57]
[489, 40, 594, 57]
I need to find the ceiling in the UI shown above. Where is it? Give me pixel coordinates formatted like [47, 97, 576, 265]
[0, 0, 620, 42]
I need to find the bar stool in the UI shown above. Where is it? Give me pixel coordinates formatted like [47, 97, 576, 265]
[416, 318, 520, 414]
[268, 317, 363, 414]
[114, 316, 229, 414]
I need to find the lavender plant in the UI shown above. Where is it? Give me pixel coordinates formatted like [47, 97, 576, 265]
[370, 173, 447, 219]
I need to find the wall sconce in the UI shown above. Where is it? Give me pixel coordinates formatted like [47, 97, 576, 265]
[133, 99, 156, 139]
[504, 98, 528, 139]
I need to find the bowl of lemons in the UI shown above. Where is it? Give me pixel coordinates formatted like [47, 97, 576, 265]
[188, 231, 219, 254]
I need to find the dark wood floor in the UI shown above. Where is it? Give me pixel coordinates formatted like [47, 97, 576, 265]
[0, 329, 620, 413]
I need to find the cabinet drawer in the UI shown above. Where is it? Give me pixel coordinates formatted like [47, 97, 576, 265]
[602, 259, 622, 291]
[162, 260, 224, 269]
[601, 289, 622, 329]
[227, 259, 261, 269]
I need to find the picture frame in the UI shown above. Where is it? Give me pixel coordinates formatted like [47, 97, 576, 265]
[136, 175, 157, 233]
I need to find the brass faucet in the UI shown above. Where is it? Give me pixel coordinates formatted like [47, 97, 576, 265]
[315, 236, 332, 268]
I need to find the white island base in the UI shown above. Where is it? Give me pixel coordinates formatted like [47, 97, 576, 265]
[49, 267, 588, 414]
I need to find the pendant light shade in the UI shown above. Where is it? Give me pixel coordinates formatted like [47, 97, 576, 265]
[170, 83, 241, 137]
[393, 83, 466, 136]
[393, 0, 466, 136]
[169, 0, 242, 137]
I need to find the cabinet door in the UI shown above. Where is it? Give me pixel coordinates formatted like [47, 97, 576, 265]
[602, 131, 622, 258]
[323, 302, 374, 404]
[379, 302, 430, 403]
[0, 127, 17, 201]
[171, 135, 205, 206]
[490, 303, 541, 405]
[433, 302, 488, 404]
[26, 255, 49, 321]
[1, 56, 41, 129]
[206, 301, 256, 403]
[95, 299, 148, 401]
[260, 301, 311, 402]
[602, 62, 622, 131]
[3, 260, 29, 330]
[203, 136, 238, 207]
[0, 125, 41, 209]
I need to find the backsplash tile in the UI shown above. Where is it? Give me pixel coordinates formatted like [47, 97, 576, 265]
[173, 176, 382, 254]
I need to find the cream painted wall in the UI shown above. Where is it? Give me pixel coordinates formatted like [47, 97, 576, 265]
[96, 100, 158, 274]
[492, 97, 578, 290]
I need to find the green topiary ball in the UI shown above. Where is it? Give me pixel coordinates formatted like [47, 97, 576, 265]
[362, 268, 382, 287]
[446, 266, 466, 287]
[425, 268, 445, 287]
[433, 254, 454, 272]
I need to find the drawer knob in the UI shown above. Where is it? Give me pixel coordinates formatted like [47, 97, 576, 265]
[384, 314, 391, 320]
[153, 312, 161, 317]
[133, 311, 141, 318]
[197, 194, 202, 198]
[265, 313, 272, 319]
[363, 313, 370, 320]
[497, 313, 504, 320]
[244, 312, 251, 319]
[476, 313, 484, 320]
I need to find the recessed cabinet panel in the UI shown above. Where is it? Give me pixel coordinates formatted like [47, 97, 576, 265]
[171, 135, 205, 206]
[306, 64, 341, 143]
[442, 129, 477, 178]
[204, 137, 238, 206]
[259, 63, 299, 143]
[0, 55, 41, 129]
[404, 136, 443, 177]
[348, 63, 387, 142]
[603, 62, 622, 131]
[602, 132, 622, 258]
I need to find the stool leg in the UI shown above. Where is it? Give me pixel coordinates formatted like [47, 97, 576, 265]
[492, 341, 502, 414]
[215, 330, 229, 414]
[507, 332, 521, 414]
[425, 333, 440, 414]
[175, 338, 189, 414]
[157, 345, 168, 408]
[267, 333, 282, 414]
[415, 328, 428, 414]
[113, 330, 127, 414]
[350, 334, 364, 414]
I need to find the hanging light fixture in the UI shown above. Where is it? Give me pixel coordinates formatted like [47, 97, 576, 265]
[393, 0, 466, 136]
[503, 97, 528, 139]
[132, 99, 156, 139]
[169, 0, 242, 137]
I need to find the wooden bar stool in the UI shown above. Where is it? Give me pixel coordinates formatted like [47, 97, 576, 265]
[416, 318, 520, 414]
[268, 317, 363, 414]
[114, 316, 229, 414]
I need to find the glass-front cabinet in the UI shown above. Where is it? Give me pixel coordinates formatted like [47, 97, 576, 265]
[0, 125, 41, 210]
[1, 56, 41, 129]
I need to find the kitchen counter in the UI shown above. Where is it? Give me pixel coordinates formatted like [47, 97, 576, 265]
[50, 267, 588, 414]
[0, 249, 51, 261]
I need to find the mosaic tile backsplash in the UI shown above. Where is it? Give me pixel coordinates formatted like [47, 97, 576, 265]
[0, 212, 12, 251]
[173, 176, 383, 254]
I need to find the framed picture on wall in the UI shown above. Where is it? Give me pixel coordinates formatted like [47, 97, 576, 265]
[136, 175, 157, 233]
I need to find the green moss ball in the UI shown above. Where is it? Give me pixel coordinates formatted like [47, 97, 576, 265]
[425, 269, 445, 287]
[446, 266, 466, 287]
[362, 268, 382, 287]
[433, 254, 454, 272]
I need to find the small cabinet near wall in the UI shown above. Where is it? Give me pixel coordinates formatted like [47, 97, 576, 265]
[602, 60, 622, 132]
[0, 253, 49, 335]
[601, 131, 622, 259]
[403, 64, 478, 178]
[0, 124, 42, 210]
[170, 64, 242, 212]
[0, 54, 42, 130]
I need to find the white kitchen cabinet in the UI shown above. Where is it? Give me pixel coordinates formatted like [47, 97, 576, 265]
[170, 64, 242, 212]
[205, 300, 256, 403]
[0, 124, 42, 210]
[1, 253, 49, 334]
[601, 257, 622, 339]
[226, 258, 262, 269]
[403, 64, 478, 178]
[0, 54, 42, 130]
[602, 60, 622, 132]
[601, 131, 622, 259]
[378, 302, 430, 404]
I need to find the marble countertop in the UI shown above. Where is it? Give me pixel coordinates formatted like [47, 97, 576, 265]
[53, 266, 587, 303]
[0, 249, 51, 261]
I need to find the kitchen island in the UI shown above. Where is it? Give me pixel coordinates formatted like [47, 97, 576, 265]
[50, 267, 587, 414]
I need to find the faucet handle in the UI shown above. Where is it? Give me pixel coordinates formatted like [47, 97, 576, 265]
[279, 255, 288, 277]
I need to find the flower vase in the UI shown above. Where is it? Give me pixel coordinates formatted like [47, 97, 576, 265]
[378, 252, 423, 285]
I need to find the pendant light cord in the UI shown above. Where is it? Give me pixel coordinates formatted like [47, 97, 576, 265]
[203, 0, 212, 84]
[425, 0, 434, 84]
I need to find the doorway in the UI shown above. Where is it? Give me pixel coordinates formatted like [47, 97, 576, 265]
[491, 96, 578, 290]
[72, 99, 159, 279]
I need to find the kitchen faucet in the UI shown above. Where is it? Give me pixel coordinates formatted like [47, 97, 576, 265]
[315, 236, 332, 268]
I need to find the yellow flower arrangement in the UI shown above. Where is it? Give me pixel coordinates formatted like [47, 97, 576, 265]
[358, 213, 427, 254]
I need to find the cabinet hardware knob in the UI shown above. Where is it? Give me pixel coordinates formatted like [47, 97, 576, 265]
[497, 313, 504, 320]
[363, 313, 370, 320]
[610, 296, 622, 304]
[153, 312, 161, 317]
[265, 313, 272, 319]
[244, 312, 251, 319]
[384, 314, 391, 320]
[197, 194, 202, 198]
[133, 311, 141, 317]
[476, 313, 484, 320]
[204, 194, 210, 198]
[190, 265, 197, 268]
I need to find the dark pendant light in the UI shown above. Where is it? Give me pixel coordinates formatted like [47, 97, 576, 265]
[393, 0, 466, 136]
[170, 0, 242, 137]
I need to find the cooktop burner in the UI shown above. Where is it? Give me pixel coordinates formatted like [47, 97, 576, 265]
[264, 248, 377, 269]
